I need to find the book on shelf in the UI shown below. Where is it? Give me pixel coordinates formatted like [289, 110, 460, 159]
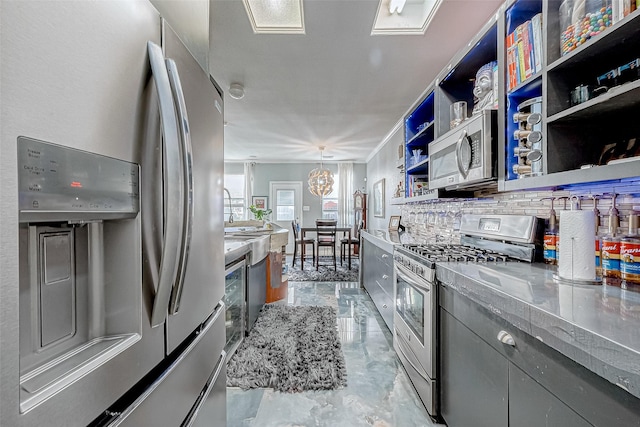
[492, 62, 499, 109]
[611, 0, 635, 25]
[531, 13, 543, 74]
[516, 24, 527, 83]
[506, 32, 517, 91]
[408, 174, 428, 198]
[506, 15, 543, 92]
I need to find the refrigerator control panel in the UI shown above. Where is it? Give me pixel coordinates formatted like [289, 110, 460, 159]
[17, 136, 139, 222]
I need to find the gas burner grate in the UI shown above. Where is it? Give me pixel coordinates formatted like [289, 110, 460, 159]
[400, 243, 512, 264]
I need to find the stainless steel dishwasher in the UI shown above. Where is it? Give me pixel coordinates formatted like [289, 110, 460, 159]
[243, 234, 270, 333]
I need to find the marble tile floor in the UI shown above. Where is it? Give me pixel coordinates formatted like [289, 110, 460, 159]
[227, 281, 445, 427]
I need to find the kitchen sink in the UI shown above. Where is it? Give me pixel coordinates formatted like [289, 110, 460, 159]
[224, 234, 270, 266]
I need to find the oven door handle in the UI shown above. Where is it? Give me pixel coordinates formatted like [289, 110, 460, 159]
[395, 264, 431, 292]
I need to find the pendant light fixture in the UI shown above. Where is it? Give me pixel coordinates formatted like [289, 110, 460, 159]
[308, 146, 334, 196]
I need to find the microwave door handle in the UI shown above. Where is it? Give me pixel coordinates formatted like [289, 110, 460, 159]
[165, 58, 194, 316]
[147, 41, 185, 328]
[455, 129, 470, 178]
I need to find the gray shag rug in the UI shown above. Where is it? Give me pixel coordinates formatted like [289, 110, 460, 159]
[288, 257, 359, 282]
[226, 305, 347, 393]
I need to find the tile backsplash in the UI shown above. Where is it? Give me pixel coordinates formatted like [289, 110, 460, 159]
[399, 179, 640, 243]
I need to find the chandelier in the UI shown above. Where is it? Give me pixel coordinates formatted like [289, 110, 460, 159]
[308, 146, 334, 196]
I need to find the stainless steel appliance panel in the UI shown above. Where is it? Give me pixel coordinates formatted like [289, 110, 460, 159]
[247, 257, 267, 332]
[394, 331, 437, 414]
[394, 263, 435, 378]
[17, 137, 139, 223]
[163, 22, 225, 354]
[2, 2, 166, 425]
[429, 109, 497, 190]
[39, 230, 75, 347]
[225, 259, 247, 360]
[459, 214, 540, 244]
[110, 304, 225, 426]
[393, 246, 439, 418]
[184, 353, 227, 427]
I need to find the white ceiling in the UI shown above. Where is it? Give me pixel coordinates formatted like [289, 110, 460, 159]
[210, 0, 503, 164]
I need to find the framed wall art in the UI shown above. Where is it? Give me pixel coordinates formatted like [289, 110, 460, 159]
[373, 179, 385, 218]
[252, 196, 268, 210]
[389, 215, 401, 231]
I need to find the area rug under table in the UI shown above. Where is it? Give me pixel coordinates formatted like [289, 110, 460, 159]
[226, 305, 347, 393]
[288, 257, 359, 282]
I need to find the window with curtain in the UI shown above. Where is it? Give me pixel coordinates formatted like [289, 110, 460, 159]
[321, 174, 339, 220]
[224, 174, 246, 220]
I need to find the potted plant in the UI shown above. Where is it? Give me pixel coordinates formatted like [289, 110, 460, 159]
[248, 205, 272, 221]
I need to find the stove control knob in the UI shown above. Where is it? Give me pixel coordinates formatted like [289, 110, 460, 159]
[415, 265, 423, 276]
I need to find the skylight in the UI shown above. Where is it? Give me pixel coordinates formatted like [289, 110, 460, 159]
[242, 0, 305, 34]
[372, 0, 443, 35]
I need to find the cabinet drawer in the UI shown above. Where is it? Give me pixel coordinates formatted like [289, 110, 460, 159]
[375, 268, 393, 294]
[366, 242, 390, 265]
[372, 244, 393, 268]
[368, 282, 393, 331]
[440, 285, 516, 358]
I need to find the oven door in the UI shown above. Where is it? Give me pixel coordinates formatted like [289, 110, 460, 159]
[393, 262, 434, 379]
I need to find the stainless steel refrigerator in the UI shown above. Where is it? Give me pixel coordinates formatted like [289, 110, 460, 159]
[0, 1, 226, 425]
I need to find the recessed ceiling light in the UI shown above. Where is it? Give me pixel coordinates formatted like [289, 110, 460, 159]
[242, 0, 305, 34]
[228, 83, 245, 100]
[372, 0, 443, 35]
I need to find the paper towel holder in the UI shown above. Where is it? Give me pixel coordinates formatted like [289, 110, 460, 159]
[552, 274, 602, 286]
[553, 195, 603, 286]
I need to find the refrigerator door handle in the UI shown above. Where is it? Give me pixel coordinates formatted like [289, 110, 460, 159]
[147, 41, 185, 328]
[165, 58, 194, 316]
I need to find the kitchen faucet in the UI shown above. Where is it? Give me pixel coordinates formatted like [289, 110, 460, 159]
[223, 187, 234, 223]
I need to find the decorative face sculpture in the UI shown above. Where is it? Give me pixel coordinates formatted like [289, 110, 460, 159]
[472, 61, 497, 115]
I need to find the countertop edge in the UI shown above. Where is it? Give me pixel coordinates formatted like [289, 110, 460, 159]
[435, 262, 640, 401]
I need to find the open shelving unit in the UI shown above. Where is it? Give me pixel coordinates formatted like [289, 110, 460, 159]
[397, 0, 640, 197]
[404, 89, 435, 198]
[503, 3, 640, 191]
[503, 0, 544, 182]
[401, 14, 500, 200]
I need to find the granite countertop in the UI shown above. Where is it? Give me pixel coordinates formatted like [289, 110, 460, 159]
[224, 221, 289, 251]
[362, 229, 419, 246]
[436, 261, 640, 400]
[224, 240, 250, 266]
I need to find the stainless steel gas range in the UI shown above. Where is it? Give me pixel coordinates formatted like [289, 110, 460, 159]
[392, 214, 543, 419]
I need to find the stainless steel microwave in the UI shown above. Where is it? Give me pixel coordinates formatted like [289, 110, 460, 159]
[428, 109, 497, 190]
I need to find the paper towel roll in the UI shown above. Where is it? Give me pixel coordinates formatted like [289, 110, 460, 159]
[558, 210, 596, 281]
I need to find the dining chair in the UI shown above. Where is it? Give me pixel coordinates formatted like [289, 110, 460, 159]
[292, 220, 315, 269]
[315, 219, 337, 271]
[340, 220, 363, 267]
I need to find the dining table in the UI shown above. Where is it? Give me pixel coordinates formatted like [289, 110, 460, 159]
[300, 226, 353, 270]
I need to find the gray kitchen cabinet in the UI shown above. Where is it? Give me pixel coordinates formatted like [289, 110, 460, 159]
[440, 309, 509, 427]
[440, 284, 640, 427]
[360, 232, 394, 331]
[509, 363, 591, 427]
